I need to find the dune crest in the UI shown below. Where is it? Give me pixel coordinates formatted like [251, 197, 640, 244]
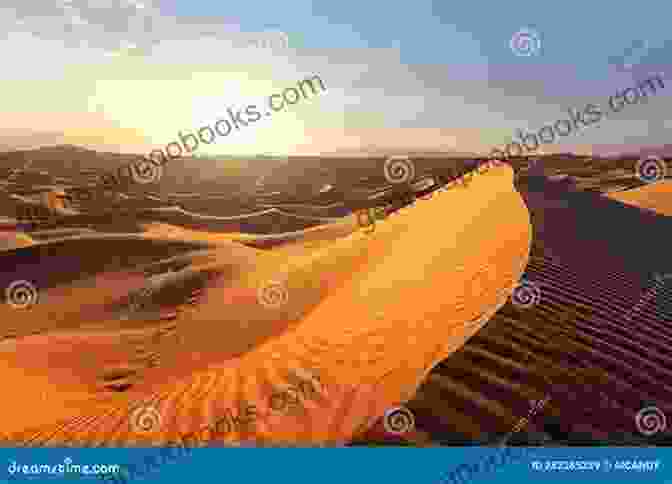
[607, 180, 672, 216]
[10, 165, 531, 447]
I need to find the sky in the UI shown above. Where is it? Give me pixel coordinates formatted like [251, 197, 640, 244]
[0, 0, 671, 156]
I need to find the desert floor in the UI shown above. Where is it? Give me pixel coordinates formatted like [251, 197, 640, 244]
[1, 159, 672, 447]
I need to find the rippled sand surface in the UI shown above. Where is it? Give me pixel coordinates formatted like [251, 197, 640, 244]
[0, 165, 531, 446]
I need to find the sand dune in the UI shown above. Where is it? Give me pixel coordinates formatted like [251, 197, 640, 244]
[140, 215, 359, 252]
[2, 164, 531, 446]
[4, 149, 672, 447]
[607, 180, 672, 216]
[398, 174, 672, 446]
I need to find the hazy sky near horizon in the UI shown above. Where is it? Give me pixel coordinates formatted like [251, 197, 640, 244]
[1, 0, 671, 156]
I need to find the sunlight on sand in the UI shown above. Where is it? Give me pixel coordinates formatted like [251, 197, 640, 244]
[607, 180, 672, 216]
[2, 164, 532, 446]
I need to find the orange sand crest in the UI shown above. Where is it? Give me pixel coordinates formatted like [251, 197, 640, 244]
[607, 180, 672, 216]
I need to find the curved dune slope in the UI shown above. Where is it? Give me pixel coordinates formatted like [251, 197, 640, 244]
[6, 165, 531, 446]
[409, 181, 672, 445]
[607, 180, 672, 216]
[140, 216, 360, 253]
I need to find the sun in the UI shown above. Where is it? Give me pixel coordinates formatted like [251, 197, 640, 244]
[87, 71, 312, 156]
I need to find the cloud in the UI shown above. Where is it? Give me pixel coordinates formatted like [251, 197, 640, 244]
[0, 1, 286, 56]
[0, 1, 669, 154]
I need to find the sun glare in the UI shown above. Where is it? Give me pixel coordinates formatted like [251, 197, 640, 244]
[87, 72, 311, 156]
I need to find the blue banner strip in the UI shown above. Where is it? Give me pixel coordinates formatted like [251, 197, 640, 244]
[0, 447, 670, 484]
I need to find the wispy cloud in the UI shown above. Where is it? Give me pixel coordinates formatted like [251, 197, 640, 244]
[0, 1, 285, 57]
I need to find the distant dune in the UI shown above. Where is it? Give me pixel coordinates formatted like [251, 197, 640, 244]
[1, 164, 531, 446]
[3, 148, 672, 448]
[140, 217, 359, 252]
[607, 180, 672, 216]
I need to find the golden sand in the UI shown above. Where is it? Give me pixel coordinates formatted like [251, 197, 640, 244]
[1, 164, 531, 446]
[607, 180, 672, 216]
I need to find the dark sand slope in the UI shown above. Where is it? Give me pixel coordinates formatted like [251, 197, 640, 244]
[3, 165, 531, 446]
[0, 234, 212, 303]
[400, 174, 672, 446]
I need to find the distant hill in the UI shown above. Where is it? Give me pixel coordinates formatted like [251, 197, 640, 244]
[0, 131, 67, 151]
[0, 144, 668, 198]
[624, 144, 672, 159]
[588, 144, 672, 159]
[326, 147, 480, 158]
